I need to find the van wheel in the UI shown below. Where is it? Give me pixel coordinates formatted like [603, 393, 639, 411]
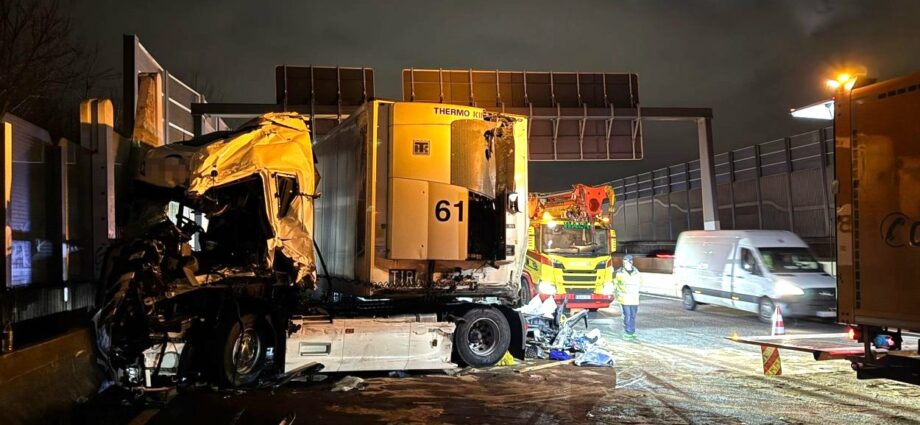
[682, 287, 698, 311]
[454, 308, 511, 367]
[758, 298, 775, 323]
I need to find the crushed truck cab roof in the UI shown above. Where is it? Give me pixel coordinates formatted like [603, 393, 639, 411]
[137, 112, 317, 282]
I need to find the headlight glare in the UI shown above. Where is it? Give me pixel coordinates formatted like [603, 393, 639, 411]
[775, 279, 804, 296]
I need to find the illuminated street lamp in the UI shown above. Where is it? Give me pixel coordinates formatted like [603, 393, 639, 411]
[791, 71, 864, 120]
[825, 73, 858, 91]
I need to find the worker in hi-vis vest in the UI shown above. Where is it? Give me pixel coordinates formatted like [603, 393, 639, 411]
[613, 254, 642, 340]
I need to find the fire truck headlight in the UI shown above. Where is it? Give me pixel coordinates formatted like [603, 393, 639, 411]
[538, 281, 557, 295]
[601, 282, 616, 296]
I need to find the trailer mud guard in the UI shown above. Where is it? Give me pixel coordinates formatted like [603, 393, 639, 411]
[495, 305, 526, 360]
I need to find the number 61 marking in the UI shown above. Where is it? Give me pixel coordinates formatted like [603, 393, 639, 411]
[435, 200, 464, 222]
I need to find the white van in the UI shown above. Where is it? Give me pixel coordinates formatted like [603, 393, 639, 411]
[674, 230, 836, 322]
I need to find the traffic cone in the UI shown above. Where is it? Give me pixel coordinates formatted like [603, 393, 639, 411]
[771, 305, 785, 336]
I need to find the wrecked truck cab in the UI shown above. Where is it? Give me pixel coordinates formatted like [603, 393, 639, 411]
[94, 113, 318, 389]
[136, 112, 317, 282]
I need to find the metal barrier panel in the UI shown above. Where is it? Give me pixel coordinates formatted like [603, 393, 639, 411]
[124, 35, 227, 145]
[402, 69, 643, 161]
[613, 127, 835, 258]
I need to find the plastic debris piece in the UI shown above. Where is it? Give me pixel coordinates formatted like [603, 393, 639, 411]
[586, 328, 602, 342]
[574, 346, 616, 367]
[388, 371, 410, 378]
[497, 351, 517, 366]
[549, 349, 573, 360]
[539, 296, 558, 318]
[516, 295, 543, 315]
[331, 376, 368, 392]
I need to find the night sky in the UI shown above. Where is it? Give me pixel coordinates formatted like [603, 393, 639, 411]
[72, 0, 920, 191]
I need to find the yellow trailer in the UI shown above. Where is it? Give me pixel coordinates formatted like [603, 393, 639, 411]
[314, 100, 529, 300]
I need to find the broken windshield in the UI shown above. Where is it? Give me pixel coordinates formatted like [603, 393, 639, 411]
[541, 223, 609, 256]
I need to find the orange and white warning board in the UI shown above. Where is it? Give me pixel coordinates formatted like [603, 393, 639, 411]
[760, 345, 782, 376]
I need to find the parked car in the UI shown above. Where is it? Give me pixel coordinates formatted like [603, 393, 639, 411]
[674, 230, 836, 322]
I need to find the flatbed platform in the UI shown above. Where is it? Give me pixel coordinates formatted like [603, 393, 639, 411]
[731, 332, 920, 361]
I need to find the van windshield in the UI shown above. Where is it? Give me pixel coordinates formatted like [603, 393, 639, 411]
[542, 223, 609, 256]
[759, 247, 822, 273]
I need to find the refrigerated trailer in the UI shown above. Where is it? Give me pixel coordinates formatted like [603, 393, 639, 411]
[93, 102, 529, 389]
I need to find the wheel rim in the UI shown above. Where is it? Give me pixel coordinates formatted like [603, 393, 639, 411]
[468, 318, 499, 357]
[232, 328, 261, 375]
[683, 289, 693, 307]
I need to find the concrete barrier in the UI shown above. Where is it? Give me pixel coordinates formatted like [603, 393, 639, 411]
[641, 272, 679, 298]
[0, 328, 102, 424]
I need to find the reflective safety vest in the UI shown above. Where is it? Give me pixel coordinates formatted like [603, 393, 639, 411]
[614, 266, 642, 305]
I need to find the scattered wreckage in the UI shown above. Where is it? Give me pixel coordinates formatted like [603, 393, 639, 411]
[517, 296, 615, 367]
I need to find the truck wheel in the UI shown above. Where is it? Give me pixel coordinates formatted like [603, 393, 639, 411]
[454, 308, 511, 367]
[682, 287, 698, 311]
[758, 298, 775, 323]
[519, 278, 533, 306]
[219, 313, 272, 387]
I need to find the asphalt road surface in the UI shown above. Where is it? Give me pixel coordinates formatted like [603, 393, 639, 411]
[122, 296, 920, 425]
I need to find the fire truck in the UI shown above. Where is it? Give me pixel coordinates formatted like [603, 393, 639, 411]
[521, 184, 618, 310]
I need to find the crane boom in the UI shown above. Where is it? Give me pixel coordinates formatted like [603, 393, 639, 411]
[528, 184, 616, 222]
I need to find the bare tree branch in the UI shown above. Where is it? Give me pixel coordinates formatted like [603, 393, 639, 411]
[0, 0, 114, 139]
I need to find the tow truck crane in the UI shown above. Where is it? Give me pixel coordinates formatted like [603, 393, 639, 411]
[522, 184, 618, 311]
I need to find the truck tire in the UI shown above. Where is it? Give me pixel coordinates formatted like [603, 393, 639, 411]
[218, 313, 272, 387]
[519, 278, 533, 306]
[682, 287, 698, 311]
[454, 308, 511, 367]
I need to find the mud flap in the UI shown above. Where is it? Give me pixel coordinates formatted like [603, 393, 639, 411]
[496, 305, 526, 360]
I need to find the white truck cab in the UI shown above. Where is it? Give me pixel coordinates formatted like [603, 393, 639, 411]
[674, 230, 836, 322]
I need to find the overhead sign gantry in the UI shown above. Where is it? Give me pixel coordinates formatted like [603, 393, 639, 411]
[402, 68, 720, 230]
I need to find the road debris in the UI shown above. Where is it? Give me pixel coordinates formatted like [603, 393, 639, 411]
[331, 376, 368, 392]
[549, 349, 573, 360]
[519, 296, 615, 367]
[443, 367, 476, 376]
[517, 295, 558, 318]
[516, 359, 574, 373]
[497, 352, 517, 366]
[574, 345, 616, 367]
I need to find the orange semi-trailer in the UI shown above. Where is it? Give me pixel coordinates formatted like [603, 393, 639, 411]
[835, 71, 920, 383]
